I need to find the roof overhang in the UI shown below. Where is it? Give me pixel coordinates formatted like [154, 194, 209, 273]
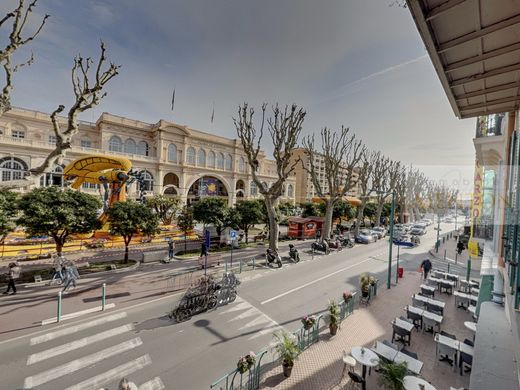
[407, 0, 520, 118]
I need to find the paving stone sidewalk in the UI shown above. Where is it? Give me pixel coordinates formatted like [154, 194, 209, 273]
[260, 270, 473, 390]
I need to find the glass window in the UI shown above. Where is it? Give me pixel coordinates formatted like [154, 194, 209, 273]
[108, 136, 122, 152]
[217, 153, 224, 169]
[207, 151, 215, 168]
[137, 141, 149, 156]
[82, 182, 98, 190]
[81, 138, 92, 148]
[288, 184, 294, 197]
[40, 166, 63, 187]
[168, 144, 177, 162]
[186, 147, 196, 165]
[12, 129, 25, 139]
[48, 135, 57, 145]
[139, 170, 154, 192]
[197, 149, 206, 166]
[250, 181, 257, 196]
[0, 157, 28, 181]
[239, 157, 245, 173]
[225, 154, 233, 171]
[124, 138, 136, 154]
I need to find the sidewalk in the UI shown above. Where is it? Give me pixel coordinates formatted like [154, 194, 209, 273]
[260, 270, 474, 389]
[429, 235, 482, 277]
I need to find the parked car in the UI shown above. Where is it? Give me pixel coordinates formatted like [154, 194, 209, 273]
[372, 227, 387, 238]
[355, 229, 375, 244]
[410, 224, 427, 235]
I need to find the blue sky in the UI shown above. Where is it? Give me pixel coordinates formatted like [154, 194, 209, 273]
[1, 0, 475, 194]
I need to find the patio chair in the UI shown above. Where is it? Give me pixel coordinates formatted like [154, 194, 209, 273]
[423, 315, 440, 334]
[392, 324, 411, 346]
[459, 340, 473, 376]
[426, 303, 443, 316]
[440, 281, 453, 295]
[400, 348, 418, 360]
[347, 371, 365, 390]
[412, 297, 426, 309]
[341, 350, 357, 379]
[406, 309, 423, 330]
[421, 286, 435, 298]
[382, 339, 399, 350]
[437, 340, 457, 366]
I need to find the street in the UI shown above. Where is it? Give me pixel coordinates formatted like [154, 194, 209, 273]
[0, 223, 461, 390]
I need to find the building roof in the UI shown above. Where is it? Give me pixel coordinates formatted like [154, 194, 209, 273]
[407, 0, 520, 118]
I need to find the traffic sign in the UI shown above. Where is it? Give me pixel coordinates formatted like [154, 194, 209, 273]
[230, 230, 237, 239]
[434, 228, 442, 231]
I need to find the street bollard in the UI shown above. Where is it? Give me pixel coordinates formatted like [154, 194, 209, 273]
[239, 260, 243, 273]
[57, 292, 62, 322]
[444, 249, 446, 260]
[448, 263, 450, 274]
[455, 252, 458, 264]
[225, 260, 228, 273]
[466, 259, 471, 282]
[102, 283, 106, 311]
[312, 248, 315, 260]
[252, 257, 255, 270]
[442, 237, 445, 243]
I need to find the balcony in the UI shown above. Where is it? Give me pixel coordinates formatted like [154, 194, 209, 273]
[474, 115, 507, 166]
[476, 114, 505, 138]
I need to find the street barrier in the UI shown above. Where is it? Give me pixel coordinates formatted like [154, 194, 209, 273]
[209, 291, 358, 389]
[102, 283, 106, 311]
[57, 292, 62, 322]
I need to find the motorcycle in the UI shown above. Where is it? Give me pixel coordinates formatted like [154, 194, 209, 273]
[311, 240, 330, 254]
[266, 248, 283, 268]
[410, 235, 421, 246]
[288, 244, 300, 263]
[339, 236, 355, 248]
[328, 239, 343, 251]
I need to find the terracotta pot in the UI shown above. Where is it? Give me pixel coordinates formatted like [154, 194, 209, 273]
[283, 363, 293, 378]
[329, 324, 338, 336]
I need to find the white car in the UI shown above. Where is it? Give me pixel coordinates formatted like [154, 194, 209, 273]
[410, 224, 426, 235]
[372, 227, 387, 238]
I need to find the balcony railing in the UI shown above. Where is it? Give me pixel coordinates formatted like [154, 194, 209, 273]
[476, 113, 505, 138]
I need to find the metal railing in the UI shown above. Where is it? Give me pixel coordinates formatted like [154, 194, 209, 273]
[475, 113, 505, 138]
[209, 292, 358, 389]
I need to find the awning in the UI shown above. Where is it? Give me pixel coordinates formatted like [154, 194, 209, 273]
[407, 0, 520, 118]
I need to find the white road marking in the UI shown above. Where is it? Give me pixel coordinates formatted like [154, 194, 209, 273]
[30, 312, 127, 345]
[41, 303, 116, 325]
[23, 338, 143, 388]
[219, 301, 250, 315]
[261, 257, 374, 304]
[139, 376, 165, 390]
[248, 324, 284, 340]
[227, 308, 258, 322]
[27, 324, 134, 365]
[63, 354, 152, 390]
[237, 315, 271, 331]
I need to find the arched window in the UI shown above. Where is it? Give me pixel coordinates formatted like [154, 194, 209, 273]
[81, 137, 92, 148]
[40, 166, 64, 187]
[137, 141, 149, 156]
[168, 143, 177, 162]
[287, 184, 294, 197]
[250, 181, 258, 196]
[225, 154, 233, 171]
[197, 149, 206, 166]
[108, 136, 123, 152]
[239, 157, 245, 173]
[207, 151, 216, 168]
[139, 170, 154, 192]
[124, 138, 136, 154]
[186, 147, 196, 165]
[217, 152, 225, 169]
[0, 157, 28, 181]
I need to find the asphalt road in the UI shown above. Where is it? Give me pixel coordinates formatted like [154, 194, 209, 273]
[0, 223, 460, 390]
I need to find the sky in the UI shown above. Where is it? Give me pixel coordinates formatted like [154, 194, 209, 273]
[1, 0, 476, 197]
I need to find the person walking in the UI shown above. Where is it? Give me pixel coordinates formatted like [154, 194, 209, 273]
[420, 258, 432, 280]
[62, 261, 79, 294]
[51, 254, 64, 284]
[3, 262, 21, 295]
[168, 238, 175, 260]
[457, 241, 464, 255]
[118, 378, 138, 390]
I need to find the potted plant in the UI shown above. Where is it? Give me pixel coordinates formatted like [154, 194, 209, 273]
[236, 351, 256, 374]
[274, 331, 300, 378]
[377, 360, 408, 390]
[328, 300, 340, 335]
[342, 290, 353, 303]
[360, 273, 370, 298]
[301, 315, 316, 330]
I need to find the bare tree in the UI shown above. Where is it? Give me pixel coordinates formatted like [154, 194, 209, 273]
[234, 103, 305, 250]
[371, 155, 391, 227]
[302, 126, 364, 241]
[30, 41, 120, 178]
[354, 150, 380, 235]
[395, 166, 408, 223]
[0, 0, 49, 115]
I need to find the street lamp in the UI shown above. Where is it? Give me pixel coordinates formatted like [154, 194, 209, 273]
[369, 189, 396, 290]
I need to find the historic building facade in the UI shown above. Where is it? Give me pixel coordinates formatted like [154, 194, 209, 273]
[0, 107, 296, 206]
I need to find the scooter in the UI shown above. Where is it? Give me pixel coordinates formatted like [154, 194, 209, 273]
[288, 244, 300, 263]
[328, 239, 343, 251]
[266, 248, 283, 268]
[311, 240, 330, 254]
[410, 235, 421, 246]
[340, 236, 355, 248]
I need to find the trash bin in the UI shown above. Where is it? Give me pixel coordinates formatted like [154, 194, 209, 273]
[398, 267, 404, 278]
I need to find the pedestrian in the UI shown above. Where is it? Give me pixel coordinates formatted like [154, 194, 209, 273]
[51, 254, 64, 284]
[315, 229, 321, 241]
[3, 261, 21, 295]
[457, 241, 464, 255]
[420, 258, 432, 280]
[200, 242, 208, 258]
[168, 238, 175, 259]
[62, 260, 79, 294]
[118, 378, 138, 390]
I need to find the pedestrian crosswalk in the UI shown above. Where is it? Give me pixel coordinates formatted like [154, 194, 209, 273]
[22, 311, 164, 390]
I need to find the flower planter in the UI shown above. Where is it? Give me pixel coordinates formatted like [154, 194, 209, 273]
[283, 364, 293, 378]
[329, 324, 338, 336]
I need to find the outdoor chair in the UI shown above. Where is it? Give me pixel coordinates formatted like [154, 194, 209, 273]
[392, 324, 411, 346]
[406, 309, 423, 330]
[382, 339, 399, 350]
[421, 286, 435, 298]
[412, 297, 426, 309]
[447, 275, 458, 285]
[423, 315, 440, 334]
[459, 340, 473, 376]
[400, 348, 418, 360]
[347, 371, 365, 390]
[427, 303, 443, 316]
[437, 341, 457, 367]
[440, 281, 453, 295]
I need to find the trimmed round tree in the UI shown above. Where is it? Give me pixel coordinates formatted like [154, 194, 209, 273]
[17, 187, 102, 254]
[107, 200, 159, 262]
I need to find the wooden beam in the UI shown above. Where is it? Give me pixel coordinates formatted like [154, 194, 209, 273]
[455, 81, 520, 100]
[450, 63, 520, 87]
[460, 95, 520, 111]
[446, 42, 520, 73]
[426, 0, 468, 21]
[461, 104, 518, 118]
[438, 13, 520, 53]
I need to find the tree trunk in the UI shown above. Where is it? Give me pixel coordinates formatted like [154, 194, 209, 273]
[375, 198, 384, 227]
[323, 199, 334, 241]
[55, 240, 64, 255]
[245, 227, 249, 244]
[265, 197, 279, 250]
[355, 201, 366, 236]
[124, 236, 131, 263]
